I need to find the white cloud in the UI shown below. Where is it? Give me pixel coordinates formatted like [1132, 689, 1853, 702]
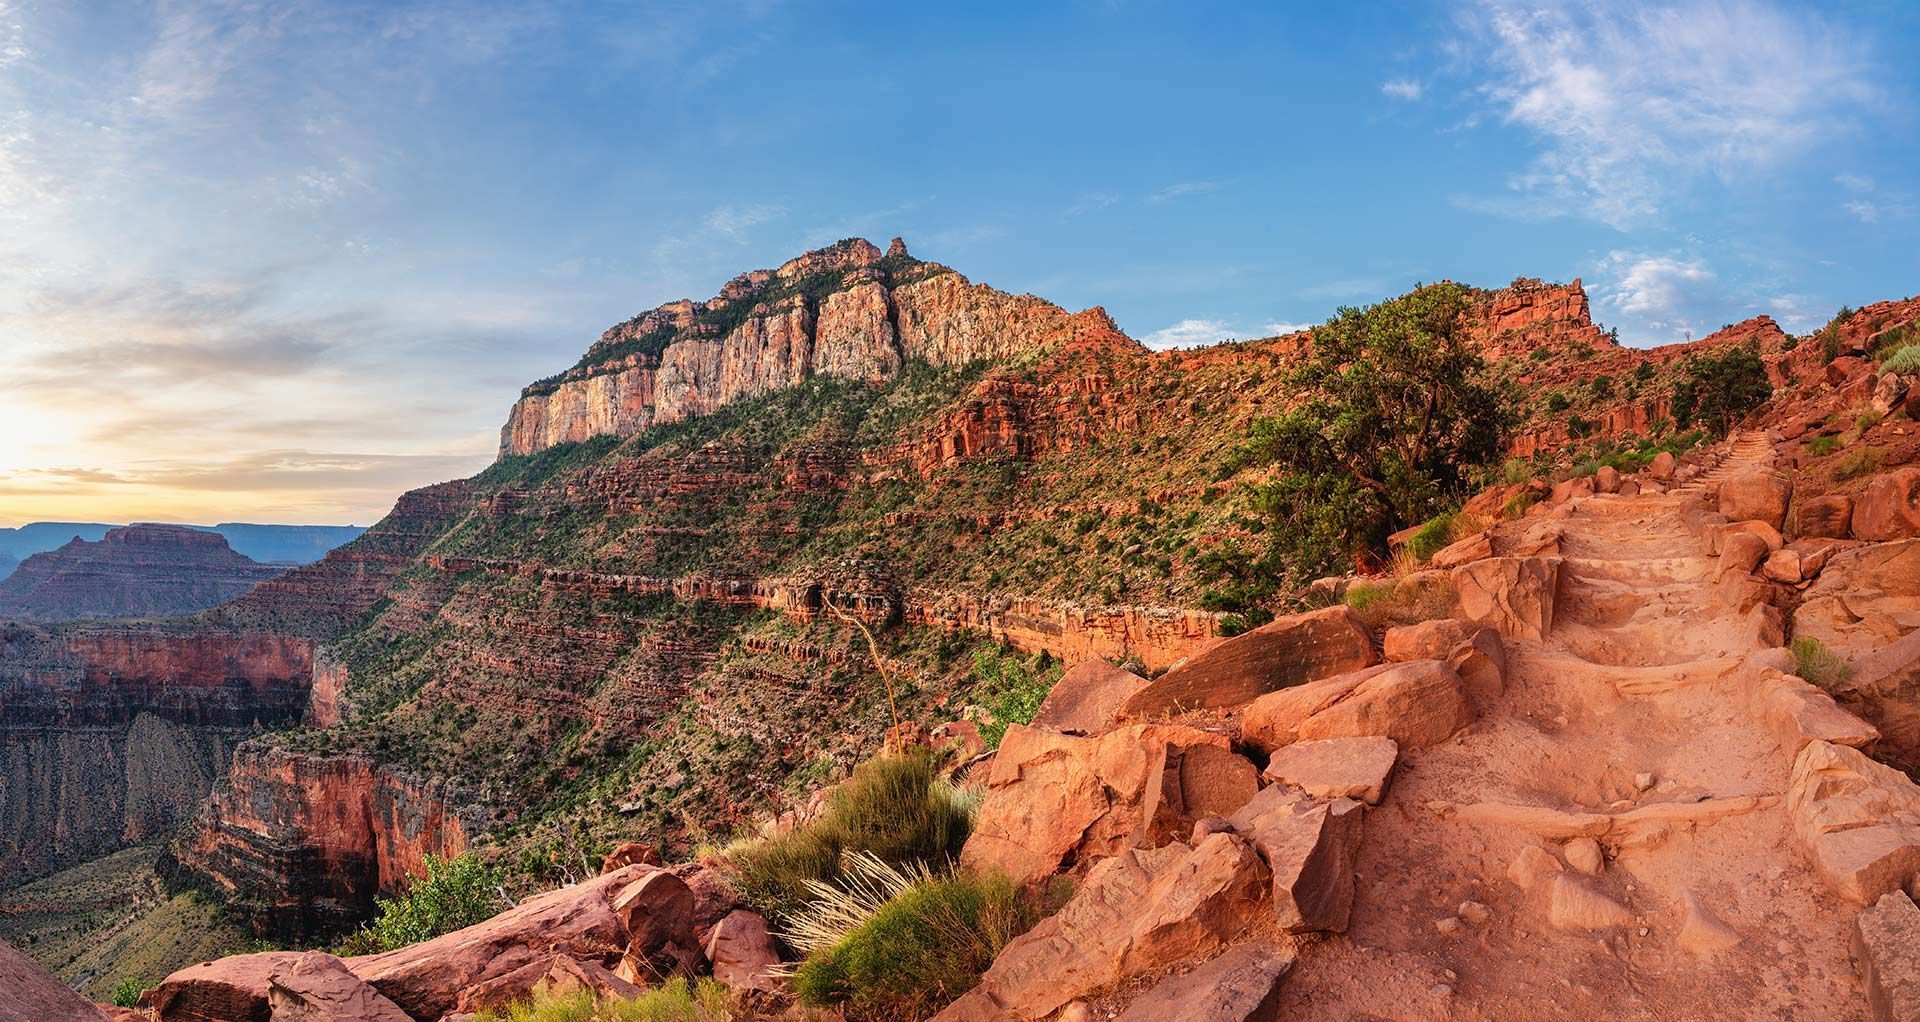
[1142, 318, 1238, 350]
[1381, 79, 1424, 101]
[1148, 180, 1223, 203]
[1843, 200, 1881, 223]
[1263, 321, 1315, 335]
[1064, 191, 1120, 216]
[1460, 0, 1872, 227]
[1835, 173, 1874, 193]
[1593, 251, 1722, 341]
[703, 203, 786, 236]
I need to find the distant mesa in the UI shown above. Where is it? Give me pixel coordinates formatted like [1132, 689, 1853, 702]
[0, 523, 292, 622]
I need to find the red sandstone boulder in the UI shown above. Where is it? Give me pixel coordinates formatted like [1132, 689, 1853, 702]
[149, 951, 303, 1022]
[1650, 451, 1677, 481]
[1112, 942, 1292, 1022]
[1428, 530, 1493, 569]
[1836, 631, 1920, 771]
[1794, 540, 1920, 653]
[1855, 891, 1920, 1022]
[1594, 464, 1621, 493]
[265, 952, 411, 1022]
[1720, 531, 1772, 577]
[1031, 659, 1150, 734]
[0, 939, 111, 1022]
[702, 909, 782, 995]
[961, 724, 1249, 882]
[1117, 606, 1375, 720]
[1786, 740, 1920, 905]
[1452, 557, 1562, 641]
[1796, 494, 1855, 539]
[1447, 627, 1508, 703]
[1718, 469, 1793, 530]
[1241, 660, 1471, 754]
[1226, 786, 1365, 932]
[347, 864, 650, 1021]
[935, 833, 1267, 1021]
[1262, 736, 1398, 805]
[456, 954, 643, 1016]
[1382, 619, 1473, 662]
[1856, 469, 1920, 542]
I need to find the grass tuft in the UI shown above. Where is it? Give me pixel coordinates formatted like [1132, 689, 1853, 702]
[473, 979, 740, 1022]
[788, 854, 1046, 1022]
[1790, 636, 1852, 689]
[723, 752, 973, 924]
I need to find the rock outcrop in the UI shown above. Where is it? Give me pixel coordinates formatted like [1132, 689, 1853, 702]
[1117, 606, 1377, 719]
[0, 938, 111, 1022]
[0, 524, 287, 622]
[961, 724, 1254, 882]
[172, 745, 486, 941]
[499, 240, 1095, 457]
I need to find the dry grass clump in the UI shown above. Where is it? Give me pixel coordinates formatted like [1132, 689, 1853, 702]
[723, 752, 974, 924]
[786, 852, 1048, 1022]
[473, 979, 739, 1022]
[1789, 636, 1852, 690]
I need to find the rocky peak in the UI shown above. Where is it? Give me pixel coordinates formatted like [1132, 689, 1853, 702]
[106, 523, 230, 550]
[0, 523, 287, 622]
[775, 237, 883, 280]
[886, 236, 910, 260]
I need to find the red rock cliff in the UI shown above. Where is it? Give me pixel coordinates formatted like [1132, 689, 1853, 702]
[0, 524, 287, 623]
[170, 744, 485, 942]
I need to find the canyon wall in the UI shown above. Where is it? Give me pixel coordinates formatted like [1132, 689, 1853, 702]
[0, 626, 314, 879]
[170, 744, 484, 941]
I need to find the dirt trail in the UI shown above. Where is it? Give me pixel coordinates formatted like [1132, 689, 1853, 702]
[1277, 431, 1868, 1021]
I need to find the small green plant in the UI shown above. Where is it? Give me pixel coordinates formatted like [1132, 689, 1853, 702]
[1807, 436, 1842, 457]
[967, 648, 1061, 748]
[1858, 408, 1885, 431]
[473, 979, 739, 1021]
[336, 853, 502, 955]
[1501, 489, 1538, 519]
[1546, 391, 1571, 412]
[1790, 637, 1852, 689]
[1341, 577, 1455, 630]
[788, 853, 1044, 1022]
[1834, 446, 1885, 481]
[110, 977, 149, 1009]
[1406, 513, 1457, 561]
[725, 752, 973, 923]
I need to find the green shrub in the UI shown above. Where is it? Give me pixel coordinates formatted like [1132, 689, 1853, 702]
[789, 855, 1044, 1022]
[1546, 391, 1571, 412]
[337, 853, 502, 955]
[1672, 346, 1772, 434]
[1858, 408, 1885, 431]
[1341, 577, 1455, 631]
[1407, 514, 1456, 561]
[1790, 637, 1852, 689]
[967, 648, 1061, 748]
[1807, 436, 1842, 457]
[725, 752, 973, 923]
[1501, 490, 1538, 519]
[1885, 344, 1920, 375]
[1835, 446, 1885, 481]
[111, 978, 148, 1009]
[473, 979, 739, 1022]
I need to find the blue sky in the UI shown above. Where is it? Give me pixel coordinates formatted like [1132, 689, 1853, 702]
[1, 0, 1916, 524]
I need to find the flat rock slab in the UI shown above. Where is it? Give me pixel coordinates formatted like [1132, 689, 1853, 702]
[266, 951, 412, 1022]
[0, 938, 111, 1022]
[1262, 736, 1399, 805]
[1032, 660, 1150, 734]
[1113, 942, 1293, 1022]
[1119, 605, 1376, 719]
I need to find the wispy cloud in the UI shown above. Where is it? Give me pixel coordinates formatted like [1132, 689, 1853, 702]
[1263, 321, 1315, 335]
[1148, 180, 1223, 203]
[704, 203, 787, 236]
[1381, 79, 1423, 100]
[1457, 0, 1873, 228]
